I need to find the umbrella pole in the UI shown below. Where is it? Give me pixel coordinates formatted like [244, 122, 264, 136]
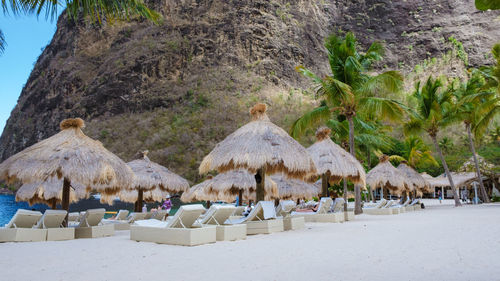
[207, 201, 211, 209]
[321, 173, 328, 197]
[50, 198, 57, 209]
[135, 189, 144, 212]
[343, 179, 348, 222]
[62, 178, 71, 227]
[255, 167, 266, 202]
[238, 190, 243, 206]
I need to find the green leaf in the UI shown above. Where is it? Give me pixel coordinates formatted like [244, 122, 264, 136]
[290, 106, 331, 139]
[475, 0, 500, 10]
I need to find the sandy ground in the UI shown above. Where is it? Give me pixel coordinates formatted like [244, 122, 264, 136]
[2, 199, 499, 281]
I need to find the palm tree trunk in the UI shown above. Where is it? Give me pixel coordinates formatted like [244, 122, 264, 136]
[466, 123, 490, 203]
[321, 173, 329, 197]
[431, 135, 461, 207]
[347, 116, 363, 214]
[343, 179, 348, 221]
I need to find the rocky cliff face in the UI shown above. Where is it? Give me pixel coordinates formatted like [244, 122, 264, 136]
[1, 0, 499, 182]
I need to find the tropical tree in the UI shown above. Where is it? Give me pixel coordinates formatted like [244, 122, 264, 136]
[438, 137, 453, 153]
[475, 0, 500, 11]
[0, 0, 160, 54]
[388, 136, 439, 169]
[452, 71, 498, 203]
[291, 31, 405, 214]
[404, 76, 462, 206]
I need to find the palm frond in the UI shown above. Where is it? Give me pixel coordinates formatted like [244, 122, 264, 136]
[357, 70, 403, 97]
[403, 118, 424, 136]
[0, 29, 5, 54]
[358, 97, 405, 122]
[473, 99, 500, 140]
[290, 106, 331, 139]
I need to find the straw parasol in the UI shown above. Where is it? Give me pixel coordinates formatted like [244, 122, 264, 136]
[397, 162, 430, 198]
[366, 155, 407, 196]
[271, 174, 319, 201]
[102, 188, 170, 205]
[181, 170, 278, 203]
[307, 127, 366, 199]
[16, 177, 88, 207]
[199, 103, 317, 202]
[126, 150, 189, 211]
[0, 118, 134, 225]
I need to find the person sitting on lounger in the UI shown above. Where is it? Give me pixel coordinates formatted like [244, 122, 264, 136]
[295, 202, 319, 212]
[242, 203, 254, 216]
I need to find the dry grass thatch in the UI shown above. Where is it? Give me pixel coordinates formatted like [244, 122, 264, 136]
[366, 155, 407, 195]
[15, 177, 88, 206]
[181, 169, 278, 202]
[101, 188, 170, 205]
[271, 174, 319, 200]
[199, 103, 316, 179]
[306, 127, 366, 186]
[426, 172, 480, 189]
[397, 162, 430, 192]
[0, 118, 134, 195]
[127, 151, 189, 192]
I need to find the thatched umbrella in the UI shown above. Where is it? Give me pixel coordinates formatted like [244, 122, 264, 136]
[199, 103, 316, 202]
[307, 127, 366, 218]
[127, 151, 189, 212]
[366, 155, 407, 197]
[181, 170, 278, 203]
[102, 188, 170, 205]
[0, 118, 134, 225]
[271, 174, 319, 201]
[397, 162, 429, 200]
[16, 177, 88, 207]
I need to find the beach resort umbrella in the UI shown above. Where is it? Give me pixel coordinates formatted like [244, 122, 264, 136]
[366, 155, 407, 197]
[0, 118, 134, 225]
[199, 103, 316, 202]
[101, 187, 170, 205]
[306, 126, 366, 218]
[397, 162, 429, 199]
[16, 177, 88, 207]
[271, 174, 319, 201]
[181, 169, 278, 203]
[127, 151, 189, 212]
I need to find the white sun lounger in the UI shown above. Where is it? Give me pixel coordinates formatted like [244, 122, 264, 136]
[74, 208, 114, 238]
[276, 200, 304, 230]
[130, 204, 216, 246]
[152, 210, 169, 221]
[196, 205, 246, 241]
[390, 198, 411, 214]
[34, 210, 74, 241]
[68, 212, 80, 222]
[228, 206, 246, 220]
[228, 201, 284, 235]
[363, 199, 395, 215]
[407, 199, 422, 211]
[0, 209, 47, 242]
[330, 198, 354, 222]
[292, 197, 338, 222]
[104, 211, 146, 230]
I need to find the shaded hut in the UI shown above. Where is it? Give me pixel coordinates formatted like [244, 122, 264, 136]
[127, 151, 189, 211]
[199, 103, 316, 202]
[397, 162, 430, 199]
[271, 174, 319, 201]
[181, 170, 278, 203]
[366, 155, 407, 197]
[16, 177, 88, 207]
[0, 118, 134, 225]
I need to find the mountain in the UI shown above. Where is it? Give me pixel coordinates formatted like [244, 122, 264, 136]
[1, 0, 499, 183]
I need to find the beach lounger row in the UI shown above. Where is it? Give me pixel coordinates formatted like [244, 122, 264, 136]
[363, 199, 423, 215]
[291, 197, 354, 222]
[0, 208, 114, 242]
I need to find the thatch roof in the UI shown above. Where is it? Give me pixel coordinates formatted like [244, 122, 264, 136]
[366, 155, 407, 195]
[102, 188, 170, 204]
[426, 172, 481, 188]
[15, 177, 88, 206]
[199, 103, 316, 179]
[397, 162, 431, 192]
[181, 170, 278, 203]
[127, 151, 189, 192]
[271, 174, 319, 200]
[306, 127, 366, 186]
[0, 118, 134, 195]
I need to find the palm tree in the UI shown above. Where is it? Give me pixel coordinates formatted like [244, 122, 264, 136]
[475, 0, 500, 11]
[389, 136, 439, 169]
[404, 76, 462, 206]
[291, 31, 405, 214]
[0, 0, 161, 54]
[438, 137, 453, 153]
[452, 71, 498, 203]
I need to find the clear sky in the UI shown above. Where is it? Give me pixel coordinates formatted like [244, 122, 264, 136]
[0, 11, 62, 134]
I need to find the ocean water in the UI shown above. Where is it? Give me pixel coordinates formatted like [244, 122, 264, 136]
[0, 194, 187, 226]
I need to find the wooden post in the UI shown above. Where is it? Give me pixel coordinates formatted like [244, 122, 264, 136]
[274, 198, 280, 207]
[238, 189, 243, 206]
[207, 200, 211, 209]
[343, 179, 348, 221]
[321, 173, 329, 197]
[62, 178, 71, 227]
[50, 198, 57, 209]
[135, 189, 144, 212]
[255, 167, 266, 202]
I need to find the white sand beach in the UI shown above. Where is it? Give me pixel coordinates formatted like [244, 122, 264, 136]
[2, 200, 499, 281]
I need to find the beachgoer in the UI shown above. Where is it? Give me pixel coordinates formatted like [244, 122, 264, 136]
[235, 195, 239, 207]
[142, 204, 147, 213]
[295, 202, 319, 212]
[162, 196, 172, 214]
[438, 190, 442, 204]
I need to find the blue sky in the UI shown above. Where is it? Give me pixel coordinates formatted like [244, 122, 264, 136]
[0, 11, 61, 134]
